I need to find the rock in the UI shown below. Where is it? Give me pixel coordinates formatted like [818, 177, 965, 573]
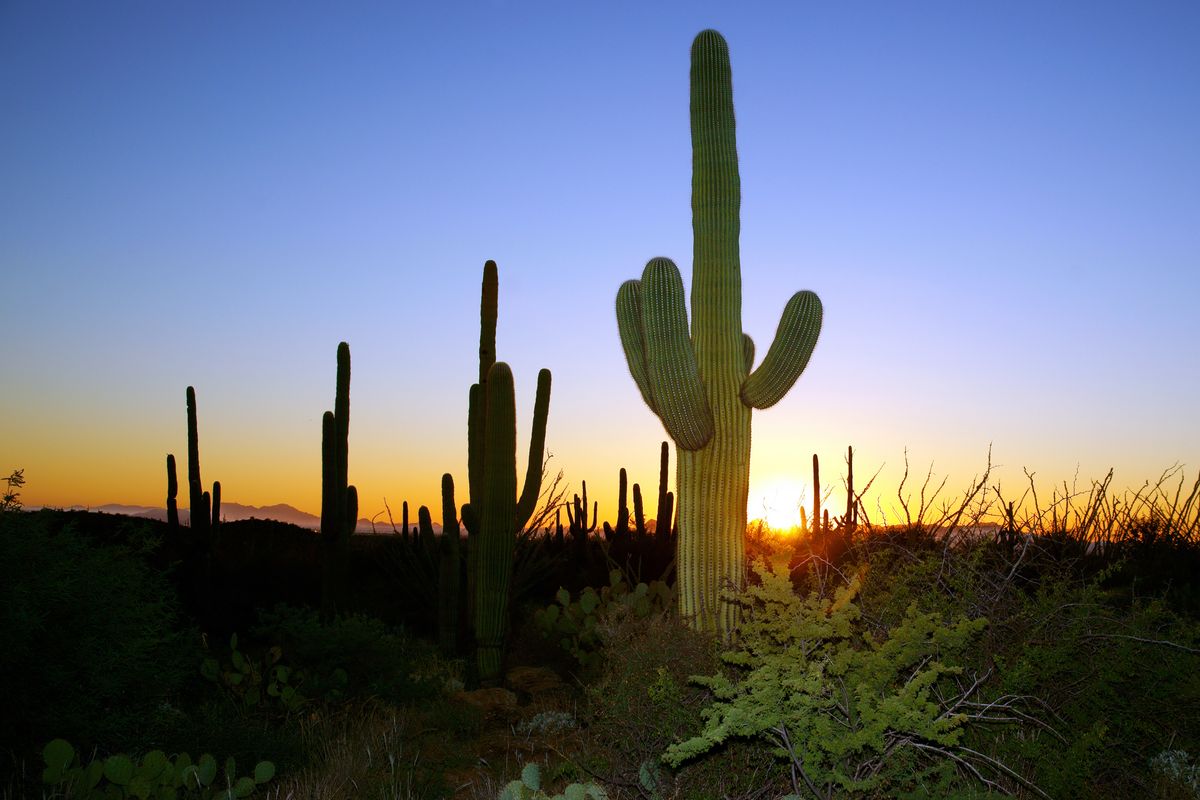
[453, 687, 518, 719]
[506, 665, 566, 697]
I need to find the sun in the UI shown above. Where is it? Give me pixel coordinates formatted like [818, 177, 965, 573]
[749, 476, 807, 534]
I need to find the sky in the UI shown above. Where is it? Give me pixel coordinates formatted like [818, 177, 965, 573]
[3, 1, 1198, 531]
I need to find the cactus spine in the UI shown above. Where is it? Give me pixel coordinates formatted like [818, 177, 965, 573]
[462, 261, 552, 684]
[615, 31, 822, 633]
[321, 342, 358, 617]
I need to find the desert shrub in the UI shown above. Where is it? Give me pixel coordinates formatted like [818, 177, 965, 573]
[585, 607, 784, 799]
[534, 570, 674, 671]
[250, 604, 446, 703]
[661, 557, 1054, 799]
[980, 571, 1200, 799]
[0, 511, 194, 759]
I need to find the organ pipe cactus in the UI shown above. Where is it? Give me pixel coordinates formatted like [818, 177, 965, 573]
[321, 341, 358, 617]
[616, 30, 822, 633]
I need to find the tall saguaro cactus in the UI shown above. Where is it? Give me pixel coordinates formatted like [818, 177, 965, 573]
[321, 341, 358, 618]
[461, 261, 552, 683]
[616, 30, 822, 634]
[472, 362, 551, 682]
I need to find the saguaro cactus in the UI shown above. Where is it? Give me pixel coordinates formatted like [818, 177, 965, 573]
[655, 441, 673, 535]
[461, 261, 552, 683]
[166, 454, 179, 531]
[321, 341, 358, 617]
[616, 30, 822, 634]
[472, 362, 551, 682]
[438, 473, 461, 654]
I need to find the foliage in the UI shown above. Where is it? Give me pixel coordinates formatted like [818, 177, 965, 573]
[42, 738, 275, 799]
[199, 632, 338, 716]
[0, 511, 194, 758]
[663, 557, 1011, 799]
[585, 607, 781, 799]
[250, 604, 445, 703]
[533, 570, 673, 671]
[498, 763, 607, 800]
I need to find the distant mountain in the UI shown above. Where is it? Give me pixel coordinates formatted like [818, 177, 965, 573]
[35, 501, 416, 534]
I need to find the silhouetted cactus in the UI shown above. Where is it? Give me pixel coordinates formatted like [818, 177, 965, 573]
[439, 473, 461, 654]
[566, 481, 597, 542]
[655, 441, 674, 536]
[461, 261, 552, 684]
[166, 454, 179, 531]
[603, 469, 630, 541]
[473, 362, 551, 683]
[844, 445, 857, 530]
[320, 341, 358, 618]
[615, 31, 822, 633]
[186, 386, 208, 545]
[813, 453, 821, 534]
[632, 482, 646, 537]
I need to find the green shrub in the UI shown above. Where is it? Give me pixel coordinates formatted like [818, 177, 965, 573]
[585, 607, 782, 799]
[0, 512, 194, 758]
[534, 570, 673, 671]
[663, 556, 1021, 798]
[250, 604, 445, 703]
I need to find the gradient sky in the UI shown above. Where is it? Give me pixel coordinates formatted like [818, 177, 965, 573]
[3, 1, 1198, 530]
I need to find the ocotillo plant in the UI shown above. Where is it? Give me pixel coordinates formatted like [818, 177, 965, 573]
[166, 454, 179, 532]
[438, 473, 461, 654]
[616, 30, 822, 633]
[320, 342, 358, 618]
[473, 361, 551, 683]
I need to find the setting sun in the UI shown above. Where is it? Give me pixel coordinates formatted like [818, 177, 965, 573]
[749, 476, 808, 534]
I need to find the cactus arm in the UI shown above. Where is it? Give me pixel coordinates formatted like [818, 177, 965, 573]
[742, 333, 755, 374]
[641, 257, 714, 451]
[740, 290, 822, 409]
[514, 368, 551, 529]
[166, 454, 179, 529]
[465, 382, 484, 536]
[616, 280, 658, 414]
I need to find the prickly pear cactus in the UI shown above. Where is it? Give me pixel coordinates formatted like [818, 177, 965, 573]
[616, 30, 822, 634]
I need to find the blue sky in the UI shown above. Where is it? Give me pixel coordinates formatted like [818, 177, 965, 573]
[2, 1, 1197, 526]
